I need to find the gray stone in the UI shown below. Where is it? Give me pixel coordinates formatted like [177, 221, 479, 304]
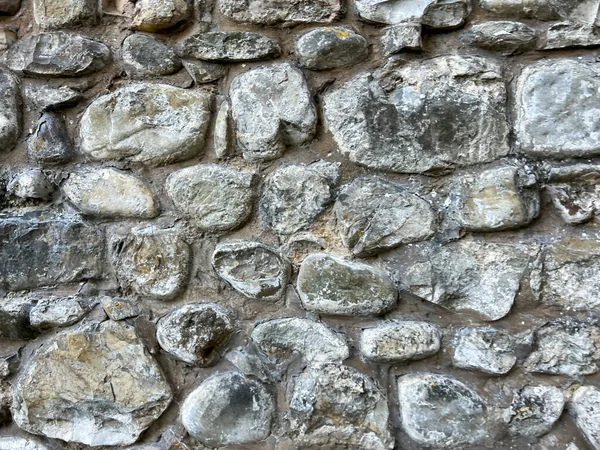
[323, 55, 509, 173]
[218, 0, 342, 25]
[0, 29, 16, 51]
[28, 112, 73, 164]
[288, 363, 393, 450]
[381, 23, 422, 55]
[230, 63, 317, 162]
[252, 317, 349, 364]
[156, 303, 233, 365]
[12, 321, 172, 446]
[165, 164, 256, 231]
[0, 298, 34, 339]
[213, 98, 231, 158]
[260, 161, 340, 235]
[212, 240, 290, 300]
[0, 68, 20, 153]
[132, 0, 190, 32]
[479, 0, 600, 23]
[421, 0, 473, 28]
[355, 0, 471, 27]
[461, 21, 537, 54]
[180, 32, 280, 62]
[7, 169, 54, 201]
[516, 59, 600, 158]
[0, 0, 20, 14]
[397, 373, 488, 447]
[79, 84, 212, 166]
[62, 168, 158, 219]
[181, 372, 274, 447]
[544, 22, 600, 49]
[24, 85, 82, 111]
[359, 321, 441, 362]
[296, 27, 368, 70]
[122, 34, 182, 78]
[297, 253, 398, 316]
[182, 59, 226, 84]
[335, 176, 436, 257]
[33, 0, 98, 30]
[100, 297, 140, 321]
[29, 296, 89, 329]
[546, 164, 600, 225]
[2, 32, 111, 77]
[508, 385, 564, 437]
[452, 326, 517, 375]
[0, 437, 49, 450]
[570, 385, 600, 449]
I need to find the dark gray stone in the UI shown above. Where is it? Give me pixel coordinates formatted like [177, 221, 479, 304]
[180, 32, 280, 62]
[479, 0, 600, 23]
[182, 59, 226, 84]
[0, 29, 16, 51]
[0, 298, 34, 340]
[33, 0, 98, 30]
[29, 296, 90, 329]
[7, 169, 54, 201]
[218, 0, 342, 25]
[0, 0, 21, 15]
[421, 0, 473, 28]
[24, 85, 82, 111]
[28, 112, 73, 165]
[452, 326, 517, 375]
[0, 68, 20, 153]
[544, 22, 600, 49]
[122, 34, 181, 78]
[461, 21, 538, 55]
[296, 27, 368, 70]
[508, 385, 564, 437]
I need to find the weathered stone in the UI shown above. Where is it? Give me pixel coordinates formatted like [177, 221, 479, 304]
[570, 385, 600, 449]
[516, 59, 600, 158]
[180, 32, 280, 62]
[212, 240, 290, 300]
[297, 253, 398, 316]
[0, 68, 20, 153]
[33, 0, 98, 30]
[181, 372, 274, 447]
[356, 0, 471, 27]
[12, 321, 172, 446]
[122, 34, 182, 78]
[157, 303, 233, 365]
[296, 27, 368, 70]
[79, 84, 212, 166]
[359, 321, 441, 362]
[2, 32, 111, 77]
[182, 59, 226, 84]
[0, 28, 16, 51]
[132, 0, 190, 32]
[213, 98, 231, 158]
[0, 0, 20, 15]
[421, 0, 473, 28]
[0, 298, 34, 339]
[381, 23, 422, 55]
[218, 0, 342, 25]
[544, 22, 600, 49]
[7, 169, 54, 201]
[289, 363, 393, 450]
[524, 319, 600, 376]
[230, 63, 316, 162]
[461, 21, 537, 54]
[508, 385, 564, 437]
[29, 296, 89, 329]
[165, 164, 255, 231]
[0, 437, 48, 450]
[452, 326, 517, 375]
[100, 297, 140, 321]
[260, 161, 340, 235]
[546, 164, 600, 225]
[335, 176, 435, 257]
[252, 317, 349, 364]
[397, 373, 488, 447]
[479, 0, 600, 23]
[323, 55, 509, 173]
[24, 85, 82, 111]
[283, 233, 327, 265]
[28, 112, 73, 164]
[62, 168, 158, 219]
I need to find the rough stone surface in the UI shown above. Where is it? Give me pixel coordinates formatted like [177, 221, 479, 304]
[0, 297, 34, 339]
[122, 34, 182, 78]
[421, 0, 473, 28]
[100, 297, 140, 321]
[0, 68, 20, 153]
[0, 437, 48, 450]
[544, 22, 600, 49]
[7, 169, 54, 201]
[479, 0, 600, 23]
[570, 385, 600, 449]
[461, 21, 538, 54]
[508, 385, 565, 437]
[132, 0, 190, 32]
[546, 164, 600, 225]
[218, 0, 342, 25]
[27, 112, 73, 164]
[24, 85, 82, 111]
[180, 32, 280, 62]
[381, 23, 422, 55]
[0, 28, 16, 52]
[29, 296, 89, 329]
[182, 59, 227, 84]
[213, 98, 230, 158]
[296, 27, 368, 70]
[355, 0, 471, 27]
[0, 0, 20, 15]
[33, 0, 98, 30]
[452, 326, 517, 375]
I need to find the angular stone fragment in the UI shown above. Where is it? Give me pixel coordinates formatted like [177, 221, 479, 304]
[230, 63, 317, 162]
[218, 0, 342, 25]
[508, 385, 564, 437]
[0, 68, 20, 152]
[570, 385, 600, 449]
[180, 32, 280, 62]
[0, 28, 16, 51]
[0, 0, 20, 15]
[62, 168, 158, 219]
[29, 296, 89, 329]
[3, 33, 110, 77]
[122, 34, 181, 78]
[355, 0, 471, 27]
[79, 84, 212, 166]
[516, 59, 600, 158]
[132, 0, 190, 32]
[252, 317, 349, 364]
[381, 23, 422, 55]
[296, 27, 368, 70]
[214, 98, 230, 158]
[359, 321, 441, 362]
[260, 161, 340, 235]
[0, 298, 34, 339]
[397, 373, 488, 447]
[24, 85, 82, 111]
[289, 363, 393, 449]
[421, 0, 473, 28]
[7, 169, 54, 201]
[297, 253, 398, 316]
[182, 59, 226, 84]
[12, 321, 172, 446]
[165, 164, 255, 231]
[212, 240, 290, 300]
[479, 0, 600, 23]
[0, 437, 48, 450]
[324, 55, 509, 173]
[546, 164, 600, 225]
[452, 326, 517, 375]
[33, 0, 98, 30]
[544, 22, 600, 49]
[100, 297, 139, 321]
[28, 112, 73, 164]
[181, 372, 274, 447]
[461, 21, 537, 55]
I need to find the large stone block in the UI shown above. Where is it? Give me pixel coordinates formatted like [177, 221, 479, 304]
[33, 0, 98, 29]
[218, 0, 342, 25]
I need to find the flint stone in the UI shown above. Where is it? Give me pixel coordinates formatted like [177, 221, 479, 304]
[212, 240, 290, 300]
[181, 372, 274, 447]
[33, 0, 98, 30]
[3, 32, 110, 77]
[359, 321, 441, 362]
[452, 326, 517, 375]
[516, 59, 600, 158]
[230, 63, 316, 162]
[544, 22, 600, 49]
[28, 112, 73, 164]
[29, 296, 89, 329]
[0, 298, 34, 339]
[180, 32, 280, 62]
[323, 55, 509, 173]
[132, 0, 190, 32]
[0, 437, 48, 450]
[79, 84, 212, 166]
[7, 169, 54, 201]
[461, 21, 537, 55]
[570, 385, 600, 449]
[218, 0, 342, 25]
[24, 85, 82, 111]
[479, 0, 600, 23]
[397, 373, 488, 447]
[100, 297, 139, 321]
[0, 68, 20, 152]
[297, 253, 398, 316]
[296, 27, 368, 70]
[62, 168, 158, 219]
[165, 164, 255, 231]
[355, 0, 471, 28]
[0, 29, 16, 51]
[508, 385, 564, 437]
[381, 23, 422, 55]
[0, 0, 20, 14]
[12, 321, 172, 446]
[182, 59, 226, 84]
[260, 161, 340, 235]
[122, 34, 181, 78]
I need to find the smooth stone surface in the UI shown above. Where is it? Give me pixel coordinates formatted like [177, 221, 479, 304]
[180, 32, 280, 62]
[28, 112, 73, 164]
[461, 21, 537, 54]
[452, 326, 517, 375]
[122, 34, 181, 78]
[24, 85, 82, 111]
[544, 22, 600, 49]
[213, 98, 231, 158]
[0, 68, 20, 153]
[182, 59, 227, 84]
[296, 27, 368, 70]
[218, 0, 342, 25]
[132, 0, 190, 31]
[33, 0, 98, 30]
[508, 386, 564, 437]
[0, 298, 34, 339]
[29, 296, 89, 329]
[381, 23, 422, 55]
[7, 169, 54, 201]
[0, 0, 20, 14]
[356, 0, 471, 27]
[570, 385, 600, 449]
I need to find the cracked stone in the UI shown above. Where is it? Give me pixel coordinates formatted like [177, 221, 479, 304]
[24, 85, 82, 111]
[544, 22, 600, 49]
[452, 326, 517, 375]
[218, 0, 342, 25]
[355, 0, 471, 28]
[7, 169, 54, 201]
[27, 112, 73, 165]
[461, 21, 538, 55]
[381, 23, 422, 55]
[508, 385, 564, 437]
[180, 32, 280, 62]
[33, 0, 98, 30]
[29, 296, 90, 329]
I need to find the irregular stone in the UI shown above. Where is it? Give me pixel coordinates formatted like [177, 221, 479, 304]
[0, 28, 16, 52]
[546, 164, 600, 225]
[516, 59, 600, 158]
[297, 253, 398, 316]
[252, 317, 349, 364]
[452, 326, 517, 375]
[100, 297, 140, 321]
[260, 161, 340, 235]
[212, 240, 290, 300]
[230, 63, 316, 162]
[0, 68, 20, 152]
[0, 0, 20, 15]
[12, 321, 172, 446]
[397, 373, 488, 447]
[181, 372, 274, 447]
[122, 34, 181, 78]
[335, 176, 435, 257]
[79, 84, 212, 166]
[359, 321, 441, 362]
[7, 169, 54, 201]
[180, 32, 280, 62]
[421, 0, 473, 28]
[381, 23, 422, 55]
[62, 168, 158, 219]
[213, 98, 231, 158]
[479, 0, 600, 23]
[111, 226, 190, 301]
[218, 0, 342, 25]
[157, 303, 233, 365]
[508, 385, 564, 437]
[323, 55, 509, 173]
[289, 363, 393, 450]
[524, 319, 600, 376]
[283, 233, 326, 265]
[182, 59, 226, 84]
[24, 85, 82, 111]
[132, 0, 190, 32]
[29, 296, 89, 329]
[28, 112, 73, 164]
[0, 298, 34, 339]
[3, 32, 111, 77]
[356, 0, 471, 27]
[544, 22, 600, 49]
[165, 164, 255, 231]
[33, 0, 98, 30]
[461, 21, 538, 55]
[0, 437, 49, 450]
[570, 385, 600, 449]
[296, 27, 368, 70]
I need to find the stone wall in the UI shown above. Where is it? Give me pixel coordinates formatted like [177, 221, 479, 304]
[0, 0, 599, 449]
